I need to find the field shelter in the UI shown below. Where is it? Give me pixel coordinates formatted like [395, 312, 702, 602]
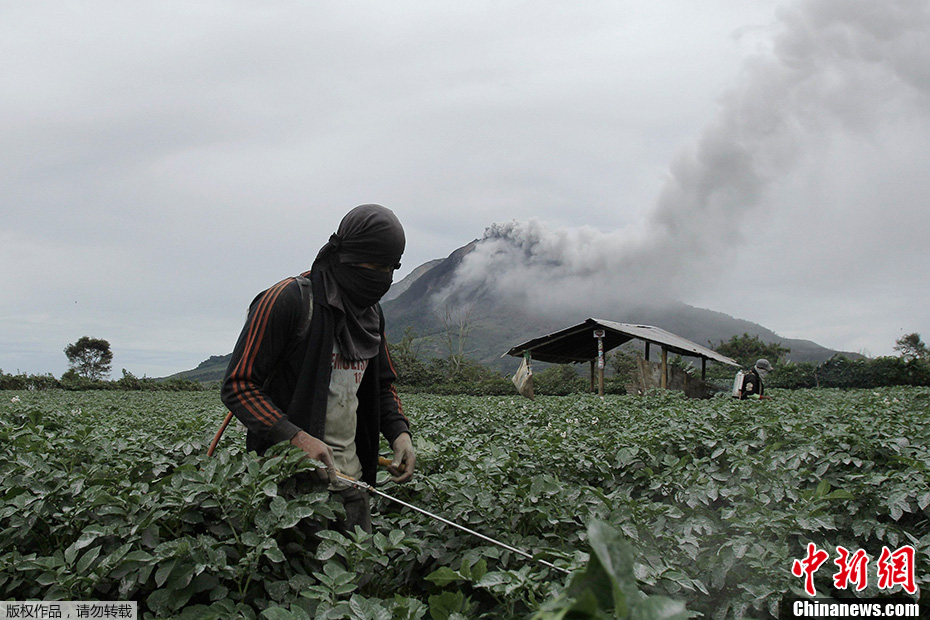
[505, 318, 739, 398]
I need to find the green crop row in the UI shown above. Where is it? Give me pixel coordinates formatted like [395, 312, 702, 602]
[1, 388, 928, 619]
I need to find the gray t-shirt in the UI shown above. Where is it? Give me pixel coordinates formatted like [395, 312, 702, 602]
[325, 343, 369, 482]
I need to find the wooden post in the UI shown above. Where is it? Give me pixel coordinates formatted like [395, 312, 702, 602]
[645, 342, 651, 361]
[701, 358, 707, 381]
[590, 360, 595, 393]
[661, 346, 668, 390]
[594, 329, 605, 397]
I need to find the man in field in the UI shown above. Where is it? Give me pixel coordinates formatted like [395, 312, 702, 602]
[221, 204, 415, 534]
[735, 359, 774, 400]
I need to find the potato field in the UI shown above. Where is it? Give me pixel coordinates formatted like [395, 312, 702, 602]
[1, 388, 928, 619]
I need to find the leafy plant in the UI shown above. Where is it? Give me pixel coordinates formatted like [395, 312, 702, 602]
[1, 387, 928, 619]
[532, 520, 690, 620]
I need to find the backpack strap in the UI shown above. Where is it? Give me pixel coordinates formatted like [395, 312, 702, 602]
[294, 275, 314, 341]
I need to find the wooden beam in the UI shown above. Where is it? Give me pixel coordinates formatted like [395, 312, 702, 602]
[661, 346, 668, 389]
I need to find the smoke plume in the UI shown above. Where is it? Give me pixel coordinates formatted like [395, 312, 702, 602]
[439, 0, 930, 318]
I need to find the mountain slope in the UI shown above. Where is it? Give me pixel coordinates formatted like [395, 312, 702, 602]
[169, 236, 844, 381]
[381, 240, 839, 369]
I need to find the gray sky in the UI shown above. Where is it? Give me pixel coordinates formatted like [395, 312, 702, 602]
[2, 0, 928, 378]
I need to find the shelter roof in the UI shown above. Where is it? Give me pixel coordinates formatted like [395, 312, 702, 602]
[505, 318, 739, 367]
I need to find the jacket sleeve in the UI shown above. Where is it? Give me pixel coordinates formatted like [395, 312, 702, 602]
[221, 278, 303, 446]
[378, 333, 410, 445]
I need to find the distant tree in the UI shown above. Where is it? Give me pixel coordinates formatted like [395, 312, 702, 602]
[388, 327, 435, 386]
[894, 333, 928, 362]
[390, 327, 426, 367]
[64, 336, 113, 380]
[609, 349, 643, 386]
[437, 303, 475, 378]
[533, 364, 587, 396]
[713, 333, 790, 368]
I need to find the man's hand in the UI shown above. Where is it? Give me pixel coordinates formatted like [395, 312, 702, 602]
[389, 432, 416, 483]
[290, 431, 338, 484]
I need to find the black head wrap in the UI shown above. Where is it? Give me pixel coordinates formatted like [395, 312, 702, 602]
[313, 204, 405, 360]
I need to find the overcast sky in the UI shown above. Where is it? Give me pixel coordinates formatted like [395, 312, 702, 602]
[2, 0, 928, 379]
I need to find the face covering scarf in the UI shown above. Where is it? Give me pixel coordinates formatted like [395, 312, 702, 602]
[313, 205, 405, 360]
[332, 263, 394, 308]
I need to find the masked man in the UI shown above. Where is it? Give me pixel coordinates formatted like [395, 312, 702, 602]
[221, 204, 415, 533]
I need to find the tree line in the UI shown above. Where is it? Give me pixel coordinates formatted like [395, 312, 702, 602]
[2, 332, 927, 393]
[708, 332, 930, 390]
[390, 328, 930, 394]
[0, 336, 207, 391]
[0, 370, 209, 392]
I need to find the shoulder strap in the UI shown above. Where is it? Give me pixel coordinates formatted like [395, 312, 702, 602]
[295, 275, 314, 340]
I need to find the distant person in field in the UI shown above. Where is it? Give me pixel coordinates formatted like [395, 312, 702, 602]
[221, 204, 415, 534]
[735, 359, 774, 400]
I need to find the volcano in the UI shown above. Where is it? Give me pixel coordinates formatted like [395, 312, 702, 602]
[381, 233, 839, 371]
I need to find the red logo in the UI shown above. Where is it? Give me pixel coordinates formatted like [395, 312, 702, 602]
[792, 543, 830, 596]
[792, 543, 917, 596]
[877, 545, 917, 595]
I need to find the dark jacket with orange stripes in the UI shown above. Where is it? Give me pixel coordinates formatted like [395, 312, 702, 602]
[220, 270, 409, 485]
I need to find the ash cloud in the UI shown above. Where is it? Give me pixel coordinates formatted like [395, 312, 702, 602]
[438, 0, 930, 319]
